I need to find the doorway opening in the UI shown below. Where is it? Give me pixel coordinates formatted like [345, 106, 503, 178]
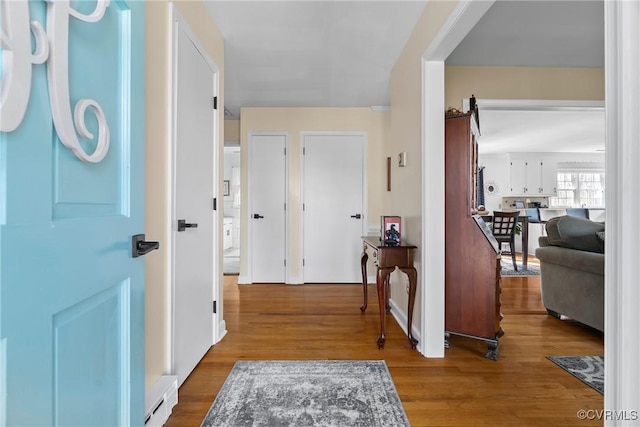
[223, 143, 241, 275]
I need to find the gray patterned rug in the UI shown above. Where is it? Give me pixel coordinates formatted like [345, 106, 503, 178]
[547, 355, 604, 394]
[201, 360, 410, 427]
[500, 257, 541, 277]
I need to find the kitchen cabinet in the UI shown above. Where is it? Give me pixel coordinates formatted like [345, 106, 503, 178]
[509, 157, 556, 196]
[541, 161, 557, 196]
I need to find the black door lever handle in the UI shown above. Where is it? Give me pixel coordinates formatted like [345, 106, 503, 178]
[177, 219, 198, 232]
[350, 214, 362, 219]
[132, 234, 160, 258]
[253, 214, 264, 219]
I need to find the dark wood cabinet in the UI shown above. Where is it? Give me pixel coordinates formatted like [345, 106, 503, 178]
[444, 112, 503, 360]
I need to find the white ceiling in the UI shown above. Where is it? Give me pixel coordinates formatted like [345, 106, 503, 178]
[446, 0, 603, 68]
[205, 0, 605, 153]
[478, 108, 604, 154]
[205, 1, 427, 119]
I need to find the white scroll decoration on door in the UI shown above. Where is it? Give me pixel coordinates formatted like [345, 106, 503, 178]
[0, 0, 112, 163]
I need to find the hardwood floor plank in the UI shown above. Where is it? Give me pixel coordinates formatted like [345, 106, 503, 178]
[164, 275, 603, 426]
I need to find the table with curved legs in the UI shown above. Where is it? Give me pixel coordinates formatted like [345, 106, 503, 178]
[360, 237, 418, 350]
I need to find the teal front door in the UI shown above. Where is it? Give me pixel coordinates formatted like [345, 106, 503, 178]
[0, 1, 146, 425]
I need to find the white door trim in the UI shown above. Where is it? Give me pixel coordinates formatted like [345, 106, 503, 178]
[299, 131, 368, 284]
[168, 6, 222, 374]
[420, 0, 494, 357]
[245, 131, 289, 284]
[461, 98, 604, 112]
[604, 0, 640, 421]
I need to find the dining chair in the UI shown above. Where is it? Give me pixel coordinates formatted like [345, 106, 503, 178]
[492, 211, 520, 271]
[566, 208, 590, 219]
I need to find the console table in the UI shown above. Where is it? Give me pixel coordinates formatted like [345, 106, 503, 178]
[360, 236, 418, 350]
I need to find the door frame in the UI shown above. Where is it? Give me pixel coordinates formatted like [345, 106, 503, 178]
[168, 6, 222, 374]
[245, 131, 290, 284]
[298, 131, 368, 284]
[419, 0, 495, 358]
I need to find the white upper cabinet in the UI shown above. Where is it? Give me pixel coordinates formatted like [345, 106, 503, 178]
[509, 156, 557, 195]
[509, 158, 528, 194]
[541, 160, 557, 196]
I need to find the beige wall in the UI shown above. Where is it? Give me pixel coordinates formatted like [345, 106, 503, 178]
[445, 66, 604, 108]
[145, 1, 225, 391]
[388, 0, 460, 333]
[225, 119, 241, 143]
[239, 107, 389, 281]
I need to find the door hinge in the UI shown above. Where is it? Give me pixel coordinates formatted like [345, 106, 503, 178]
[303, 259, 305, 267]
[213, 300, 217, 314]
[303, 147, 306, 155]
[284, 147, 286, 155]
[213, 96, 218, 110]
[284, 259, 286, 267]
[303, 203, 305, 211]
[213, 197, 217, 211]
[284, 202, 286, 211]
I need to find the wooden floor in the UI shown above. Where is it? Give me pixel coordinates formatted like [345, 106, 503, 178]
[165, 270, 603, 426]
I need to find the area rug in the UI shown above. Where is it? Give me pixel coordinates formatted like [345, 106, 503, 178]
[201, 360, 410, 427]
[500, 257, 541, 277]
[547, 355, 604, 394]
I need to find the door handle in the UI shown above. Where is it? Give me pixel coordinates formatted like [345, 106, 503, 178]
[177, 219, 198, 232]
[253, 214, 264, 219]
[350, 214, 362, 219]
[132, 234, 160, 258]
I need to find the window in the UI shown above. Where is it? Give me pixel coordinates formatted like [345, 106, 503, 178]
[549, 168, 605, 208]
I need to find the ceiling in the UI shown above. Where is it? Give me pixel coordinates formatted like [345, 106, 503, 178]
[478, 108, 604, 154]
[205, 0, 605, 152]
[205, 1, 427, 119]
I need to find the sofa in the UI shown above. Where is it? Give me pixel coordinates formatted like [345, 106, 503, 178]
[535, 215, 605, 332]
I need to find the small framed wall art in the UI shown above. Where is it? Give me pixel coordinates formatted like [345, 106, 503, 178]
[381, 216, 401, 246]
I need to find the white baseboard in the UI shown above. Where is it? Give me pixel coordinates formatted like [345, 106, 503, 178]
[145, 375, 178, 427]
[287, 275, 303, 285]
[216, 320, 228, 344]
[237, 275, 251, 284]
[389, 299, 422, 344]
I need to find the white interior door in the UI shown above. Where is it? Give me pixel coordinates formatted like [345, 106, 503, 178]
[249, 134, 287, 283]
[173, 17, 217, 386]
[302, 133, 365, 283]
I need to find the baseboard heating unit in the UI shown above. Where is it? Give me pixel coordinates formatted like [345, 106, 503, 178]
[145, 375, 178, 427]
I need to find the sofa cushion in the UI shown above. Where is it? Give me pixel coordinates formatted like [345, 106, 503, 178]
[536, 245, 604, 276]
[545, 215, 605, 253]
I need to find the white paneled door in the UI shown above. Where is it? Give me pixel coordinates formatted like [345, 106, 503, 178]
[173, 15, 218, 386]
[302, 133, 366, 283]
[249, 133, 287, 283]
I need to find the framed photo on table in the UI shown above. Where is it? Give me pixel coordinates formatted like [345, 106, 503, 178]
[381, 216, 401, 246]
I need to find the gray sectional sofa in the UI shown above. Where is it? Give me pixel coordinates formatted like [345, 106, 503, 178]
[535, 215, 605, 332]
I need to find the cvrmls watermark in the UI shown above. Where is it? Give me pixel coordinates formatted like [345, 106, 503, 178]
[577, 409, 639, 421]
